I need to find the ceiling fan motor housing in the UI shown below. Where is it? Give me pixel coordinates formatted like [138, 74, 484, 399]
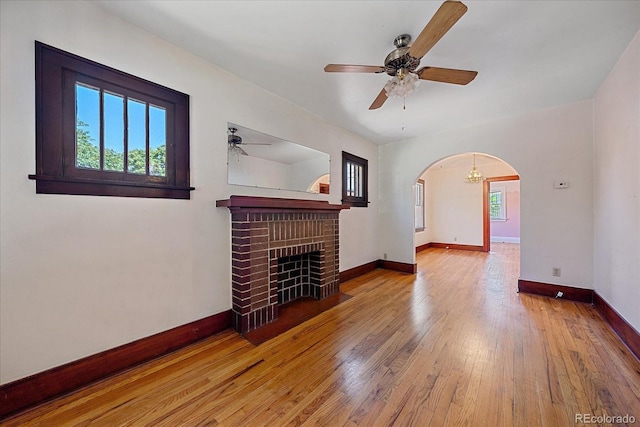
[384, 35, 421, 76]
[228, 134, 242, 145]
[228, 127, 243, 144]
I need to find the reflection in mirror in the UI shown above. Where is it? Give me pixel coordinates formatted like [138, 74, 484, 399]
[309, 174, 330, 194]
[227, 123, 330, 193]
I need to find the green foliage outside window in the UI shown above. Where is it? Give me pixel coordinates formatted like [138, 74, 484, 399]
[489, 191, 502, 219]
[76, 120, 165, 176]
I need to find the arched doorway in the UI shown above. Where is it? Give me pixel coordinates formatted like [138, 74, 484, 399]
[414, 153, 520, 254]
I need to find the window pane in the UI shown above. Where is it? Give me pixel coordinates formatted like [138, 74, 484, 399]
[347, 160, 364, 197]
[354, 163, 359, 197]
[490, 190, 503, 219]
[103, 92, 124, 172]
[127, 99, 147, 174]
[149, 105, 166, 177]
[76, 83, 100, 169]
[349, 162, 356, 196]
[352, 163, 356, 196]
[415, 206, 424, 229]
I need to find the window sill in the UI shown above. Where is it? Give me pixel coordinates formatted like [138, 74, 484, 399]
[28, 175, 194, 199]
[490, 218, 508, 222]
[342, 199, 369, 208]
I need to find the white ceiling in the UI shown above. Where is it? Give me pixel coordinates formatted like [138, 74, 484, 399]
[96, 0, 640, 145]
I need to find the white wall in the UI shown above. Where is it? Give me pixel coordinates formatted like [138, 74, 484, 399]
[0, 0, 378, 384]
[380, 100, 594, 289]
[593, 31, 640, 332]
[428, 164, 484, 245]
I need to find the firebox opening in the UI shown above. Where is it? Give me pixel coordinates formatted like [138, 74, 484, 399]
[277, 251, 321, 304]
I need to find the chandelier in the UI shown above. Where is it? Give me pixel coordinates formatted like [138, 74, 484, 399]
[384, 68, 420, 99]
[464, 154, 485, 183]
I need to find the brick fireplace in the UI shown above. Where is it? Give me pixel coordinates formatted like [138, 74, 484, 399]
[216, 196, 349, 333]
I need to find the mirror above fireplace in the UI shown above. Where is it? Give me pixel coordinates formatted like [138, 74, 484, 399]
[227, 123, 330, 194]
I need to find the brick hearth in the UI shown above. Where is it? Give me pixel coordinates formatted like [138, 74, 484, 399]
[217, 196, 349, 333]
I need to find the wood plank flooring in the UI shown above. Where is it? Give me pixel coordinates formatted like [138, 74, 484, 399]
[4, 244, 639, 426]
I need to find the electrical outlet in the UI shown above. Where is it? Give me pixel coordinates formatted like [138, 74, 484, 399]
[552, 267, 561, 277]
[383, 253, 387, 260]
[453, 237, 457, 242]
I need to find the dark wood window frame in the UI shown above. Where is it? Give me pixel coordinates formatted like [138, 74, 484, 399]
[29, 41, 193, 199]
[342, 151, 368, 207]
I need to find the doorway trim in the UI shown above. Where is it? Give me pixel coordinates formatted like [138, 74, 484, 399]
[483, 175, 520, 252]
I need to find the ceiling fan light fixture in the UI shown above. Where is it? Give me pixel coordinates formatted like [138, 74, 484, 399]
[228, 143, 248, 160]
[384, 70, 420, 98]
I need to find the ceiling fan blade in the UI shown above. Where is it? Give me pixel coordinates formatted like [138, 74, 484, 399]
[369, 88, 388, 110]
[324, 64, 385, 73]
[409, 1, 468, 59]
[417, 66, 477, 85]
[243, 143, 271, 146]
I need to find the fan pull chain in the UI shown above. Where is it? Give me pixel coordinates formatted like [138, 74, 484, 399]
[403, 96, 406, 110]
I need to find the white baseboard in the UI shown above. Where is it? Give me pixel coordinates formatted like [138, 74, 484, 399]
[490, 236, 520, 243]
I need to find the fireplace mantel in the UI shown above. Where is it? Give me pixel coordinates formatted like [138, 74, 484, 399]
[217, 195, 348, 333]
[216, 195, 350, 212]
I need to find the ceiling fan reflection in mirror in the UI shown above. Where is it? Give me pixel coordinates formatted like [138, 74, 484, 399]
[228, 127, 270, 157]
[324, 0, 477, 110]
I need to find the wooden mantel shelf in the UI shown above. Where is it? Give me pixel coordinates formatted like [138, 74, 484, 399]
[216, 195, 350, 211]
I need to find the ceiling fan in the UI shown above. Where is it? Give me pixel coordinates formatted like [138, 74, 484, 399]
[324, 0, 477, 110]
[228, 127, 270, 156]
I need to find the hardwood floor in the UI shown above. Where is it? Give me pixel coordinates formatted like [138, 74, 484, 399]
[4, 244, 639, 426]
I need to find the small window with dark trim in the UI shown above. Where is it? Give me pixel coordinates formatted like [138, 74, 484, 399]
[29, 41, 193, 199]
[342, 151, 368, 207]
